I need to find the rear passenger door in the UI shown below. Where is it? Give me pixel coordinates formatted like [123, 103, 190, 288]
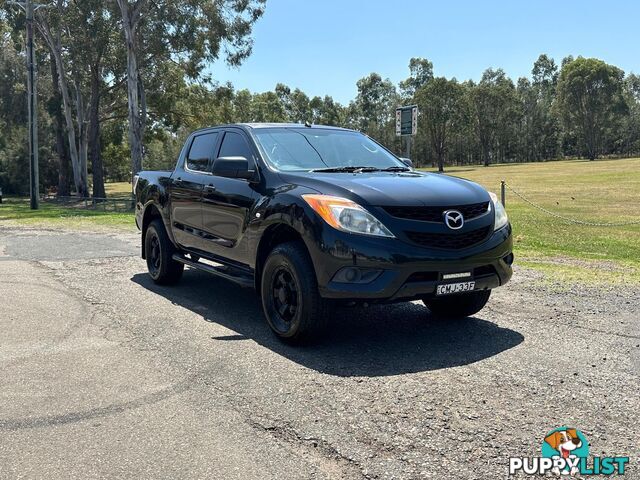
[200, 129, 259, 263]
[170, 131, 220, 250]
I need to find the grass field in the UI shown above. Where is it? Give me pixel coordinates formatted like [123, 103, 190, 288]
[2, 158, 639, 283]
[0, 181, 135, 230]
[105, 181, 133, 197]
[0, 198, 134, 230]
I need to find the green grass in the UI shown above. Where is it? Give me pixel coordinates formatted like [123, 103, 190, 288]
[0, 197, 134, 230]
[421, 158, 640, 283]
[0, 181, 136, 230]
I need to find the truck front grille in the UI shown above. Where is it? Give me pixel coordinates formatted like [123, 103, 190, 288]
[405, 226, 492, 250]
[383, 202, 490, 223]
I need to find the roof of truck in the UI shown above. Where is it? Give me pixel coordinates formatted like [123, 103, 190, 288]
[195, 123, 353, 131]
[242, 123, 348, 130]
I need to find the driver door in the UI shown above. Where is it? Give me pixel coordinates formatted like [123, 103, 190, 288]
[170, 131, 220, 250]
[200, 129, 259, 263]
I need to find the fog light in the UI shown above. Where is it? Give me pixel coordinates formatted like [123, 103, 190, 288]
[344, 267, 360, 282]
[503, 253, 514, 266]
[332, 267, 383, 284]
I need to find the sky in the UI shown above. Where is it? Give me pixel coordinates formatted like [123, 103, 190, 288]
[209, 0, 640, 104]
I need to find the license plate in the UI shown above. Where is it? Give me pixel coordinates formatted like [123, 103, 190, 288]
[436, 281, 476, 296]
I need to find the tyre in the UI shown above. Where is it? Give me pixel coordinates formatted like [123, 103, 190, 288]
[260, 241, 330, 344]
[422, 290, 491, 319]
[145, 219, 184, 285]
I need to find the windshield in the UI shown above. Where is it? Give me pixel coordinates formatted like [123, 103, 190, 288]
[253, 128, 406, 172]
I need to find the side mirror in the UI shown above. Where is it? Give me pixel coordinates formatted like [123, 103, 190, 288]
[400, 158, 414, 169]
[212, 156, 255, 180]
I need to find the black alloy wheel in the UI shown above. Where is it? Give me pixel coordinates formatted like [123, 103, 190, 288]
[260, 241, 330, 344]
[144, 219, 184, 285]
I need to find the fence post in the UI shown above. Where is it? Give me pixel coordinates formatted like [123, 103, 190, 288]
[500, 180, 506, 207]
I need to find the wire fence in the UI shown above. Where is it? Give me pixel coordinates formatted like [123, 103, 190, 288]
[41, 194, 135, 213]
[501, 181, 640, 227]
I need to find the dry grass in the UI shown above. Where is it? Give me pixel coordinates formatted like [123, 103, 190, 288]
[105, 181, 133, 197]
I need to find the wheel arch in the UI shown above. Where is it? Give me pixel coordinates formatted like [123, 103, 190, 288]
[254, 222, 308, 292]
[141, 203, 163, 259]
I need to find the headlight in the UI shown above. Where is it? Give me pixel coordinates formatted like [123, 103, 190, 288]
[302, 194, 395, 237]
[488, 192, 509, 231]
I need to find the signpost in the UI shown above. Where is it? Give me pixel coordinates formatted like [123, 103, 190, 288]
[395, 105, 418, 159]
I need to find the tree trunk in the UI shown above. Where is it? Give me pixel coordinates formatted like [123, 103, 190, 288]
[55, 51, 83, 195]
[139, 70, 147, 136]
[75, 79, 89, 197]
[118, 0, 144, 180]
[49, 52, 70, 196]
[38, 21, 83, 195]
[89, 68, 106, 198]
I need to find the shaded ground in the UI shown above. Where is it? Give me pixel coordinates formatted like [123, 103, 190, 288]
[0, 225, 638, 479]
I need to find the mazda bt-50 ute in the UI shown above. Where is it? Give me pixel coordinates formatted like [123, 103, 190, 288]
[134, 124, 513, 343]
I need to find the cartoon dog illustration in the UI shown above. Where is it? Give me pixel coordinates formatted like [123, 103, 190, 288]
[544, 428, 583, 475]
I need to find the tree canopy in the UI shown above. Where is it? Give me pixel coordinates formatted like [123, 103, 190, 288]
[0, 3, 639, 196]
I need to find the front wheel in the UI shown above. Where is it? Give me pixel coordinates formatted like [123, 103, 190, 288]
[145, 219, 184, 285]
[422, 290, 491, 319]
[260, 241, 330, 344]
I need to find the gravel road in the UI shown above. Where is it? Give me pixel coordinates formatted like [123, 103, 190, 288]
[0, 225, 638, 479]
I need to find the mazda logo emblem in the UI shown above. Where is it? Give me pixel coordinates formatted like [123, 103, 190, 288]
[443, 210, 464, 230]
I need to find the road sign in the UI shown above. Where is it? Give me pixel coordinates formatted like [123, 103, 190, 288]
[395, 105, 418, 136]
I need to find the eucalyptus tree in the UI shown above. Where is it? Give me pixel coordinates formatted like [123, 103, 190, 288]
[399, 57, 434, 99]
[115, 0, 266, 179]
[622, 73, 640, 155]
[312, 96, 344, 126]
[531, 54, 560, 160]
[556, 57, 627, 160]
[233, 89, 253, 122]
[415, 77, 467, 172]
[351, 73, 398, 147]
[47, 52, 70, 195]
[35, 0, 88, 196]
[0, 19, 28, 193]
[471, 69, 519, 166]
[33, 0, 122, 197]
[74, 0, 122, 198]
[275, 84, 313, 123]
[250, 91, 286, 122]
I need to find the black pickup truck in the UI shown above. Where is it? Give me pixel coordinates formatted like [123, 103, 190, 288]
[134, 123, 513, 343]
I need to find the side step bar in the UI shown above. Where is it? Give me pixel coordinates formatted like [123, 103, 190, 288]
[172, 254, 254, 288]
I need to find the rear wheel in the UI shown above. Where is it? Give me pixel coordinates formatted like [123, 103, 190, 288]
[260, 241, 330, 344]
[145, 219, 184, 285]
[422, 290, 491, 319]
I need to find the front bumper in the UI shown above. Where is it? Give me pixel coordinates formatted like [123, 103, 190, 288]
[308, 225, 513, 302]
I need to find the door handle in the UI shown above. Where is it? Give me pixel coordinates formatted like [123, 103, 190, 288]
[204, 184, 216, 193]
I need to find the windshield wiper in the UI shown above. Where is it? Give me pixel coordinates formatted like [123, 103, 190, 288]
[381, 166, 411, 172]
[309, 166, 380, 173]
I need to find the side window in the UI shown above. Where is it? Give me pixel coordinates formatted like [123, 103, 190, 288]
[187, 132, 218, 172]
[218, 131, 253, 160]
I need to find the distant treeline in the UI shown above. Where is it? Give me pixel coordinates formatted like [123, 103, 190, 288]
[1, 1, 639, 196]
